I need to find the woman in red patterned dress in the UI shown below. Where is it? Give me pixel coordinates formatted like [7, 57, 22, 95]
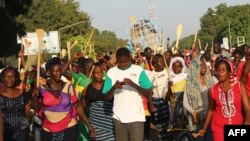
[198, 58, 250, 141]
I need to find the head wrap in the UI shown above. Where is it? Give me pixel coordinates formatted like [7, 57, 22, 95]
[169, 56, 187, 77]
[168, 57, 187, 93]
[219, 58, 237, 86]
[186, 55, 215, 110]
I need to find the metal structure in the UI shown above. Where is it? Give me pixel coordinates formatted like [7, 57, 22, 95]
[128, 16, 161, 52]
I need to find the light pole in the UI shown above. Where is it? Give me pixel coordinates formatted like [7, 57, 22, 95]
[212, 13, 232, 50]
[58, 20, 89, 50]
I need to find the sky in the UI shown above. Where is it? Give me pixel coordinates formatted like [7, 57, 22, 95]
[79, 0, 249, 43]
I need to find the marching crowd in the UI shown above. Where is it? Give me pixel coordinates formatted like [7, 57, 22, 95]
[0, 43, 250, 141]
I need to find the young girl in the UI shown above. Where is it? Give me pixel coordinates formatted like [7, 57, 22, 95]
[0, 67, 32, 141]
[83, 63, 115, 141]
[167, 56, 188, 129]
[148, 54, 170, 141]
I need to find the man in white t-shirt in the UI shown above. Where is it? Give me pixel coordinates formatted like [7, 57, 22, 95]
[102, 47, 152, 141]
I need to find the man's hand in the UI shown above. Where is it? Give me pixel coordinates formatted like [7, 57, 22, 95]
[114, 81, 125, 89]
[123, 78, 137, 88]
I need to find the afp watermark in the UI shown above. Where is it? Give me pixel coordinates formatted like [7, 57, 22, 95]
[224, 125, 250, 141]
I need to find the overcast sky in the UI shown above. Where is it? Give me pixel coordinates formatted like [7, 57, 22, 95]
[79, 0, 249, 42]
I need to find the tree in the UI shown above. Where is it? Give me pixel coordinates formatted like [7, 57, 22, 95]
[0, 0, 32, 57]
[16, 0, 91, 50]
[199, 3, 250, 47]
[93, 30, 125, 53]
[178, 4, 250, 50]
[16, 0, 126, 55]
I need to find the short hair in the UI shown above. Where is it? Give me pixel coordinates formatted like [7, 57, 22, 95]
[144, 47, 152, 53]
[77, 57, 86, 70]
[202, 51, 211, 62]
[94, 61, 103, 67]
[0, 66, 21, 87]
[165, 50, 173, 55]
[83, 58, 94, 72]
[45, 57, 61, 71]
[233, 48, 244, 57]
[116, 47, 130, 58]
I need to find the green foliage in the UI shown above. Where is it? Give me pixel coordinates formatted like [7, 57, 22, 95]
[178, 3, 250, 50]
[93, 30, 125, 53]
[16, 0, 91, 50]
[199, 3, 250, 46]
[16, 0, 126, 56]
[68, 29, 127, 58]
[0, 0, 32, 57]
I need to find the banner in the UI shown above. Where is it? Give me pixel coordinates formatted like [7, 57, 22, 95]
[18, 31, 60, 55]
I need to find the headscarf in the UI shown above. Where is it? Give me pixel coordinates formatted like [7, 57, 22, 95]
[186, 55, 215, 110]
[218, 58, 238, 86]
[169, 56, 187, 77]
[168, 57, 187, 93]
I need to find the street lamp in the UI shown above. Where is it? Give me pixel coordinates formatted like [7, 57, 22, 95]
[58, 20, 89, 50]
[212, 13, 232, 50]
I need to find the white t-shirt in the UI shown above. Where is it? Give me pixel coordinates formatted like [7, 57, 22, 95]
[148, 69, 169, 99]
[102, 64, 152, 123]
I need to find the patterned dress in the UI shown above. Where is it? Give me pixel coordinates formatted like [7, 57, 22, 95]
[211, 82, 243, 141]
[0, 92, 30, 141]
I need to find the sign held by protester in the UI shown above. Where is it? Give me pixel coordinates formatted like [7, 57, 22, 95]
[17, 31, 60, 55]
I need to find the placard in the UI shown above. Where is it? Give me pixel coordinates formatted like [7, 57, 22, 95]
[18, 31, 60, 55]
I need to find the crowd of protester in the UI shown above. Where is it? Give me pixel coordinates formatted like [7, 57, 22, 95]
[0, 43, 250, 141]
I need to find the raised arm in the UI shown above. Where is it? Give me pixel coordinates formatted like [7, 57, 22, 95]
[134, 45, 144, 65]
[62, 51, 83, 80]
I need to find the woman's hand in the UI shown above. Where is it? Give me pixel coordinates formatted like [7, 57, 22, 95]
[192, 111, 200, 124]
[88, 124, 96, 139]
[198, 129, 206, 136]
[81, 88, 87, 98]
[192, 129, 206, 138]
